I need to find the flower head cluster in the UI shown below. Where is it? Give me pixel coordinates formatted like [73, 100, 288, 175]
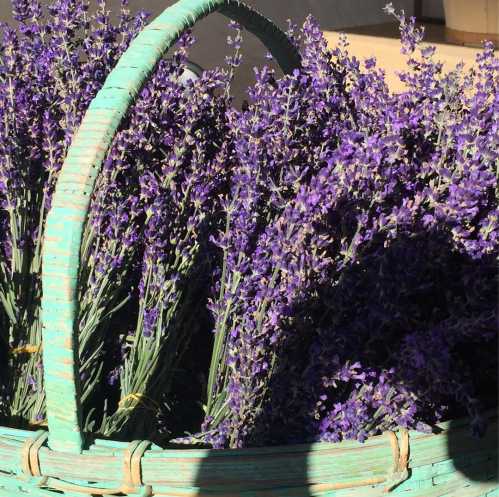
[202, 14, 497, 448]
[0, 1, 496, 447]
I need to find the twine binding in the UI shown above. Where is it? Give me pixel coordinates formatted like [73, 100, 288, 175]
[20, 438, 153, 496]
[10, 343, 42, 355]
[307, 429, 411, 493]
[118, 393, 160, 412]
[29, 418, 48, 427]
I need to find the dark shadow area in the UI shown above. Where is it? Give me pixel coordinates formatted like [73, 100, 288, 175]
[447, 413, 498, 487]
[145, 250, 216, 444]
[256, 231, 496, 437]
[191, 228, 497, 492]
[192, 443, 312, 497]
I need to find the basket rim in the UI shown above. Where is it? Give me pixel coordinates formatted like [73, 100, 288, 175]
[0, 410, 496, 496]
[0, 407, 496, 456]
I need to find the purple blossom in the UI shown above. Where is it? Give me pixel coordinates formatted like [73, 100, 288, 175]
[202, 13, 498, 448]
[0, 1, 496, 447]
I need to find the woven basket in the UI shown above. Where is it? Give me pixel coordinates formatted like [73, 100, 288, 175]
[0, 0, 497, 495]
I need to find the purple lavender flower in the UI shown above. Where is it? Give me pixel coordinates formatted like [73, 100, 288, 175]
[202, 13, 497, 448]
[1, 1, 496, 446]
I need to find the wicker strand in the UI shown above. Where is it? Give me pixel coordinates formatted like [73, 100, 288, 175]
[384, 429, 410, 492]
[122, 440, 153, 494]
[21, 430, 48, 478]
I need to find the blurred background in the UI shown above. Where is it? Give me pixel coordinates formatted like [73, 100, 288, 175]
[0, 1, 432, 92]
[0, 0, 494, 94]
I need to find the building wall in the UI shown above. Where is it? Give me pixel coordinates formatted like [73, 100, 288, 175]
[421, 0, 445, 20]
[0, 0, 415, 97]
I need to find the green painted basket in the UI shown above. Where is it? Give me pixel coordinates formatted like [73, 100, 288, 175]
[0, 0, 497, 496]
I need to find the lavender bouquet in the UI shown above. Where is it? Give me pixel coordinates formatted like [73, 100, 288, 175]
[0, 0, 497, 448]
[201, 11, 498, 448]
[0, 0, 150, 426]
[0, 0, 234, 438]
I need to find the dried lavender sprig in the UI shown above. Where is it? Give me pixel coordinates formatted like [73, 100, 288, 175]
[203, 13, 497, 448]
[0, 0, 148, 426]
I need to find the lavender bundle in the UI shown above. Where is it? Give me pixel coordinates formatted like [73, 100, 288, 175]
[0, 0, 148, 426]
[81, 43, 234, 437]
[202, 12, 498, 448]
[0, 0, 234, 438]
[0, 0, 496, 449]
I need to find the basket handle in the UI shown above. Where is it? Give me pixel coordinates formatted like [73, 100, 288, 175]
[41, 0, 300, 454]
